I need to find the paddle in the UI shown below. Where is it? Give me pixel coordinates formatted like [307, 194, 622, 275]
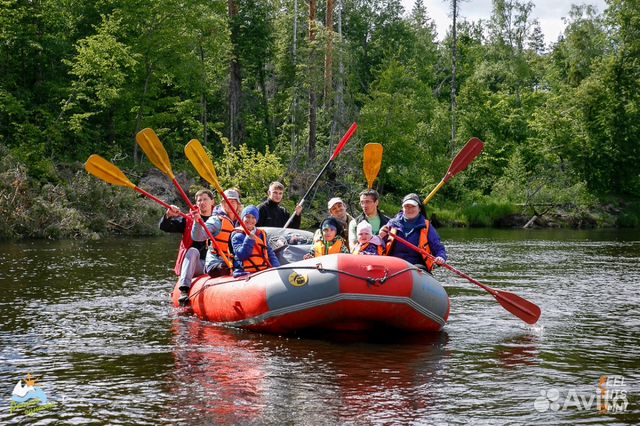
[85, 154, 190, 220]
[389, 233, 541, 325]
[282, 122, 358, 229]
[135, 128, 232, 268]
[363, 143, 383, 189]
[423, 137, 485, 205]
[184, 139, 270, 257]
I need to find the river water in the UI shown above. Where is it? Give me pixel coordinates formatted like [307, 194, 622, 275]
[0, 229, 638, 425]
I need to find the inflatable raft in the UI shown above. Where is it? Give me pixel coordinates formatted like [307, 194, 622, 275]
[171, 228, 450, 334]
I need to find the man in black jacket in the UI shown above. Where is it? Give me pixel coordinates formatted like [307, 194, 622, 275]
[256, 181, 303, 228]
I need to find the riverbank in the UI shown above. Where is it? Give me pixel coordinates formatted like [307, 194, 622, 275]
[1, 154, 638, 241]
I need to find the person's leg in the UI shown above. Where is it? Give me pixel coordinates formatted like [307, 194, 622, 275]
[178, 248, 204, 306]
[205, 254, 230, 278]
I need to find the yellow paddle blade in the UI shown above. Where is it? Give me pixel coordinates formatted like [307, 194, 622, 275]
[84, 155, 135, 189]
[184, 139, 223, 193]
[363, 143, 383, 189]
[135, 128, 175, 179]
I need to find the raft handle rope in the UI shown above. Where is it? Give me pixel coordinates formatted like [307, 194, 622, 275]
[187, 263, 421, 300]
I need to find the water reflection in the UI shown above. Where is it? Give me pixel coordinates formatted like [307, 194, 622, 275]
[167, 320, 450, 425]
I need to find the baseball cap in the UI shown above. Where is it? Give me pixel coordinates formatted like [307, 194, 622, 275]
[327, 197, 344, 210]
[402, 193, 421, 207]
[224, 189, 241, 201]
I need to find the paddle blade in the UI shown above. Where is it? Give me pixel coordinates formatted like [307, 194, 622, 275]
[135, 128, 175, 179]
[363, 143, 383, 189]
[494, 290, 541, 325]
[85, 155, 135, 189]
[330, 122, 358, 161]
[184, 139, 223, 193]
[444, 137, 484, 183]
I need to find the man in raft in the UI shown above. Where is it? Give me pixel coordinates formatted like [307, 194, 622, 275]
[231, 205, 280, 277]
[256, 181, 303, 228]
[159, 189, 215, 306]
[191, 188, 243, 278]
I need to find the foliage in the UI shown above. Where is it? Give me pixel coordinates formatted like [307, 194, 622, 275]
[1, 0, 640, 239]
[211, 132, 286, 206]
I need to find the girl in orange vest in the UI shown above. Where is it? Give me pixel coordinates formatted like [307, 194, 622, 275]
[351, 221, 385, 255]
[231, 205, 280, 277]
[304, 217, 350, 259]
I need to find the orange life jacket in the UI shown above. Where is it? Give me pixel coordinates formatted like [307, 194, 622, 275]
[385, 220, 435, 271]
[233, 228, 272, 273]
[212, 215, 235, 258]
[352, 241, 384, 255]
[312, 238, 347, 257]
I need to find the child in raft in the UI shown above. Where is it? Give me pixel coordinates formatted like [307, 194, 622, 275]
[231, 205, 280, 277]
[304, 217, 351, 259]
[351, 221, 385, 255]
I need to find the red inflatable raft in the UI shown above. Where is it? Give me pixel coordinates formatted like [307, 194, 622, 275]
[172, 253, 449, 334]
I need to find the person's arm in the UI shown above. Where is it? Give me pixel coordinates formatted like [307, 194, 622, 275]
[231, 232, 256, 261]
[290, 206, 302, 229]
[348, 219, 357, 248]
[428, 225, 447, 263]
[159, 214, 186, 233]
[255, 202, 268, 227]
[266, 245, 280, 267]
[191, 216, 222, 242]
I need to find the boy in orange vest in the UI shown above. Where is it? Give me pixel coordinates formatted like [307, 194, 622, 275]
[304, 217, 350, 259]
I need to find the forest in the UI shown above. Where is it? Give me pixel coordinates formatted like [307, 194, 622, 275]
[1, 0, 639, 239]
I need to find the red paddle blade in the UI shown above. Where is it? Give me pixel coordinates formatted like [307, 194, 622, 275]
[330, 122, 358, 160]
[444, 137, 484, 183]
[494, 290, 541, 325]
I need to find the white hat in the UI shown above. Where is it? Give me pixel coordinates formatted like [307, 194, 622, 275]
[356, 221, 372, 235]
[327, 197, 344, 210]
[224, 189, 241, 201]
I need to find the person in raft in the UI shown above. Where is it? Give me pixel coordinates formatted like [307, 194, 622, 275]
[256, 181, 303, 228]
[348, 189, 391, 249]
[313, 197, 354, 249]
[351, 221, 385, 255]
[304, 217, 351, 259]
[159, 188, 216, 306]
[231, 205, 280, 277]
[379, 193, 446, 272]
[191, 188, 243, 278]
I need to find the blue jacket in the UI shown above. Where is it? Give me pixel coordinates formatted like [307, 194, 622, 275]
[385, 213, 447, 266]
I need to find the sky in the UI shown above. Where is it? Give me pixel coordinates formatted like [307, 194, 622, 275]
[401, 0, 607, 44]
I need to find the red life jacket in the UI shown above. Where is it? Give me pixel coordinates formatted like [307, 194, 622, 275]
[234, 228, 272, 273]
[385, 220, 435, 271]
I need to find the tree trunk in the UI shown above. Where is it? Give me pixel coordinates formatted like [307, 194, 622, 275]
[228, 0, 243, 146]
[291, 0, 299, 151]
[450, 0, 458, 156]
[331, 0, 345, 141]
[324, 0, 334, 107]
[133, 62, 153, 164]
[308, 0, 317, 160]
[199, 43, 208, 145]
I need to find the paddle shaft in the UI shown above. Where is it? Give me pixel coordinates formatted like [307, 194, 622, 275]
[389, 233, 540, 324]
[282, 122, 358, 230]
[133, 187, 188, 220]
[423, 137, 484, 205]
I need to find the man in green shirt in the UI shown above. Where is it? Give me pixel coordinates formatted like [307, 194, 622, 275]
[348, 189, 390, 248]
